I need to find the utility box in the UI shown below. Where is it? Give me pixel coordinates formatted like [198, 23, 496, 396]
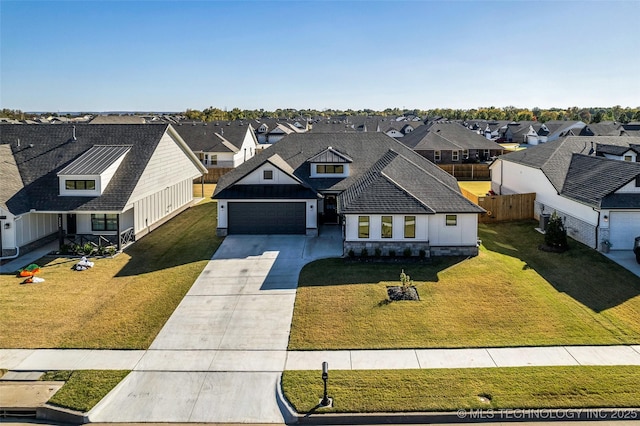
[540, 213, 551, 231]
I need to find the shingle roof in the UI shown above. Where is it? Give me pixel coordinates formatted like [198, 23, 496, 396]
[0, 144, 25, 211]
[173, 121, 256, 153]
[499, 136, 640, 193]
[58, 145, 132, 175]
[561, 154, 640, 207]
[89, 115, 146, 124]
[0, 124, 181, 214]
[400, 122, 504, 151]
[215, 132, 483, 214]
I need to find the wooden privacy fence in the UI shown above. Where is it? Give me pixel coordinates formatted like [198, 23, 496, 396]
[461, 190, 536, 223]
[195, 167, 234, 183]
[438, 163, 491, 180]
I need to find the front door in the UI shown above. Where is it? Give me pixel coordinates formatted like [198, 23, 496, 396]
[324, 195, 338, 224]
[66, 214, 77, 235]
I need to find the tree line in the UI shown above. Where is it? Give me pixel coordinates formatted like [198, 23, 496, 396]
[2, 106, 639, 124]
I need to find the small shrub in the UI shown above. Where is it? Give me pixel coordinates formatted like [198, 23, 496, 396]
[60, 244, 73, 255]
[374, 247, 382, 257]
[419, 249, 427, 259]
[361, 248, 368, 257]
[389, 249, 396, 257]
[348, 249, 355, 258]
[544, 211, 568, 250]
[403, 247, 412, 257]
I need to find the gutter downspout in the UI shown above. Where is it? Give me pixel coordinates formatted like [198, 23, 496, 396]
[0, 247, 20, 260]
[595, 209, 601, 251]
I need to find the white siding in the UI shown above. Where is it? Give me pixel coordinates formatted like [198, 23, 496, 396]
[131, 178, 193, 234]
[1, 208, 17, 250]
[492, 159, 598, 225]
[127, 131, 202, 203]
[236, 163, 299, 185]
[428, 214, 478, 246]
[344, 214, 429, 242]
[14, 213, 58, 247]
[231, 128, 258, 167]
[615, 179, 640, 194]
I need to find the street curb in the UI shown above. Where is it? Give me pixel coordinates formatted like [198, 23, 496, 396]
[36, 403, 88, 424]
[276, 373, 300, 424]
[292, 408, 640, 424]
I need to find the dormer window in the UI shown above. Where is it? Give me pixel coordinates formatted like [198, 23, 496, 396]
[58, 145, 131, 197]
[308, 146, 352, 178]
[65, 180, 96, 190]
[316, 165, 344, 174]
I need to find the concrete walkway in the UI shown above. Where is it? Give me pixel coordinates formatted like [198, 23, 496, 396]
[0, 241, 58, 274]
[3, 345, 640, 372]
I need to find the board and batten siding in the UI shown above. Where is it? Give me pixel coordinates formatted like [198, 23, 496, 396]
[131, 179, 194, 235]
[14, 212, 58, 247]
[428, 214, 478, 246]
[125, 130, 202, 235]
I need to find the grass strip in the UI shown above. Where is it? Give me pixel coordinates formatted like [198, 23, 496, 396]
[282, 366, 640, 413]
[41, 370, 129, 412]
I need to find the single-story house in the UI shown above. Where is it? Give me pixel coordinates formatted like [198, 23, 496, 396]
[214, 132, 484, 256]
[173, 121, 259, 168]
[0, 124, 206, 258]
[401, 122, 504, 163]
[491, 136, 640, 251]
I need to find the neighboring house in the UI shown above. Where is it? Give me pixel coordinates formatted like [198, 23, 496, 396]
[173, 121, 258, 168]
[501, 120, 586, 144]
[252, 119, 307, 144]
[0, 124, 206, 258]
[401, 122, 504, 163]
[491, 136, 640, 250]
[214, 133, 484, 257]
[579, 121, 623, 137]
[89, 115, 146, 124]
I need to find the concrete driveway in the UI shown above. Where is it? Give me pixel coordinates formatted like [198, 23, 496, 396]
[88, 230, 342, 423]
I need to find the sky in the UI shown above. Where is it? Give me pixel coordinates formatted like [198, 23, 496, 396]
[1, 0, 639, 112]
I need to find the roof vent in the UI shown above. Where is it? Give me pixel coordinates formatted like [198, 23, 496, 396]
[17, 138, 20, 147]
[72, 126, 77, 141]
[588, 141, 595, 156]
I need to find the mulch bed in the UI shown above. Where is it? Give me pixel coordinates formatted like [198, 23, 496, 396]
[387, 285, 420, 301]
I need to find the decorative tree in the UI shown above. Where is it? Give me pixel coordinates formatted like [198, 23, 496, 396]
[400, 269, 413, 295]
[544, 211, 568, 250]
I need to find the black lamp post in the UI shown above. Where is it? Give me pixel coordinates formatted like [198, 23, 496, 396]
[321, 361, 330, 406]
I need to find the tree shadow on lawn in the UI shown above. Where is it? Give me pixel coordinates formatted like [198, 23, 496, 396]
[298, 256, 466, 287]
[480, 220, 640, 312]
[115, 202, 222, 277]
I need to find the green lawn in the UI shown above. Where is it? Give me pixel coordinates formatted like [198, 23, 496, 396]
[0, 199, 222, 349]
[283, 367, 640, 413]
[289, 221, 640, 349]
[41, 370, 129, 412]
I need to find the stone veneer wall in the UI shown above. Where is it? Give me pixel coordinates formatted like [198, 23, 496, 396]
[430, 246, 479, 257]
[535, 201, 597, 249]
[344, 241, 430, 257]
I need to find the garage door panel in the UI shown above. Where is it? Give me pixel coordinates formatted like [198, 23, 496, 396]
[228, 202, 306, 234]
[610, 212, 640, 250]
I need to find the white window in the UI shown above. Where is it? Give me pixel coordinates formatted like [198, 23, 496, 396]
[446, 215, 457, 226]
[484, 149, 490, 158]
[434, 151, 441, 162]
[452, 151, 459, 162]
[624, 155, 633, 162]
[211, 155, 217, 166]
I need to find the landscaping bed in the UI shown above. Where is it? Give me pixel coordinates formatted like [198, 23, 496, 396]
[289, 221, 640, 350]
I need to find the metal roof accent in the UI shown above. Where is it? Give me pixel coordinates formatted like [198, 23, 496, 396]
[58, 145, 132, 175]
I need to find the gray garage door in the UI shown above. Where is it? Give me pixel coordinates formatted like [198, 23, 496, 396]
[228, 202, 306, 234]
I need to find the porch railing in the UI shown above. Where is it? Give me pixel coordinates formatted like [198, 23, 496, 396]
[120, 227, 135, 248]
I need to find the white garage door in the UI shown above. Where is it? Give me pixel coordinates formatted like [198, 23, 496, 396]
[609, 212, 640, 250]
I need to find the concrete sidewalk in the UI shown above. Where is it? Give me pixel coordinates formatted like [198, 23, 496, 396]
[0, 241, 58, 274]
[3, 345, 640, 372]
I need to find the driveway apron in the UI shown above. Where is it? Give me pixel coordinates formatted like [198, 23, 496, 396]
[88, 231, 342, 423]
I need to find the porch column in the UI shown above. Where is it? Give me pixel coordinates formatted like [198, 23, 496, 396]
[117, 213, 121, 251]
[58, 214, 64, 249]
